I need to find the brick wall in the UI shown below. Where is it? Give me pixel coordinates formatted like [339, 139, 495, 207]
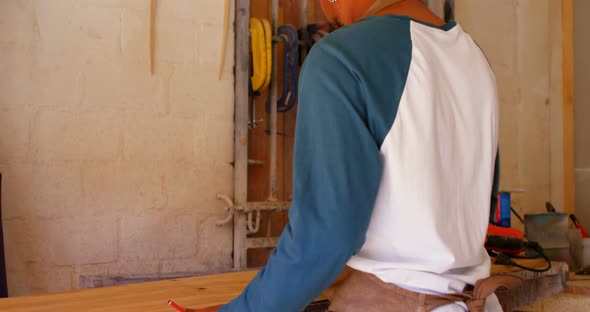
[0, 0, 234, 295]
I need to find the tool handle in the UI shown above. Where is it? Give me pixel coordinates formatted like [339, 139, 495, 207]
[570, 214, 590, 238]
[168, 300, 186, 312]
[578, 224, 590, 238]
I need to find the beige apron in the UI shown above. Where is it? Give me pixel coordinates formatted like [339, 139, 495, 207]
[325, 1, 523, 311]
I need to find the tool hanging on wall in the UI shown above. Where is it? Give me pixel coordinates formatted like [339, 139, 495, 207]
[248, 17, 272, 129]
[299, 23, 330, 65]
[218, 0, 231, 80]
[249, 96, 264, 129]
[249, 18, 272, 94]
[266, 25, 299, 113]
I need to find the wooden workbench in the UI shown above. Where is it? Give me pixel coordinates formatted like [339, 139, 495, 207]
[0, 260, 568, 312]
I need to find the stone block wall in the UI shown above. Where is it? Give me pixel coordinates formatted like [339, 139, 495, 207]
[0, 0, 234, 295]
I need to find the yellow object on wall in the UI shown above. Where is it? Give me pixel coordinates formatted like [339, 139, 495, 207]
[250, 18, 272, 93]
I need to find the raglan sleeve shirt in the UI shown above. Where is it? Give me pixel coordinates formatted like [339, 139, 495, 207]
[219, 34, 386, 312]
[219, 14, 503, 310]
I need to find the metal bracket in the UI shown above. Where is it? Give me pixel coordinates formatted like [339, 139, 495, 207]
[216, 194, 290, 233]
[216, 194, 238, 226]
[247, 209, 261, 234]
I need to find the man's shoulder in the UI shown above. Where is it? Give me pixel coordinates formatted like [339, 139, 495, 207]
[322, 16, 411, 50]
[307, 16, 413, 72]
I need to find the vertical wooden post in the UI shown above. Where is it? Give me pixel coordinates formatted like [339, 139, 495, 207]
[234, 0, 250, 269]
[563, 0, 575, 213]
[268, 0, 279, 202]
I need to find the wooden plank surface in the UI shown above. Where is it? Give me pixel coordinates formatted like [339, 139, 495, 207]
[0, 261, 566, 312]
[562, 0, 576, 213]
[564, 273, 590, 295]
[0, 270, 259, 312]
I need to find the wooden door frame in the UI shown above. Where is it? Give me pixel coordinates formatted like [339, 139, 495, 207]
[563, 0, 575, 213]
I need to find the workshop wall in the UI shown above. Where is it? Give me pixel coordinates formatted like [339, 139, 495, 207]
[0, 0, 234, 295]
[456, 0, 564, 222]
[574, 0, 590, 228]
[246, 0, 326, 267]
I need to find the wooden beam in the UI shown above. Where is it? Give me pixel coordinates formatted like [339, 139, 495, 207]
[234, 0, 250, 269]
[563, 0, 575, 213]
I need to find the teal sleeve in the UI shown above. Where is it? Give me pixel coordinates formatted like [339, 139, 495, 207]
[220, 41, 382, 312]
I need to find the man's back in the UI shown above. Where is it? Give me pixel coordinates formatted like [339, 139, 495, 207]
[324, 13, 498, 301]
[219, 9, 501, 312]
[323, 15, 498, 310]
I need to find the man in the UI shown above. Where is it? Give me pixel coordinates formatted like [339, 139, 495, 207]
[198, 0, 513, 311]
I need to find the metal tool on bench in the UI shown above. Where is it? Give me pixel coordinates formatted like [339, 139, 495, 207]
[545, 201, 588, 239]
[487, 191, 551, 272]
[570, 213, 589, 238]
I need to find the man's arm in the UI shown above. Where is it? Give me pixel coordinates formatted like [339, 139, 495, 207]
[219, 43, 383, 312]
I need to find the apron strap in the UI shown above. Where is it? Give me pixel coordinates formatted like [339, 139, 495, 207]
[432, 275, 524, 312]
[362, 0, 405, 19]
[467, 274, 524, 312]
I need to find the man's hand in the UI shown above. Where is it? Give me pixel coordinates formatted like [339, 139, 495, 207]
[185, 305, 222, 312]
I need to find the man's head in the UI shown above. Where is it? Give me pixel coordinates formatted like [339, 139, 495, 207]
[319, 0, 375, 27]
